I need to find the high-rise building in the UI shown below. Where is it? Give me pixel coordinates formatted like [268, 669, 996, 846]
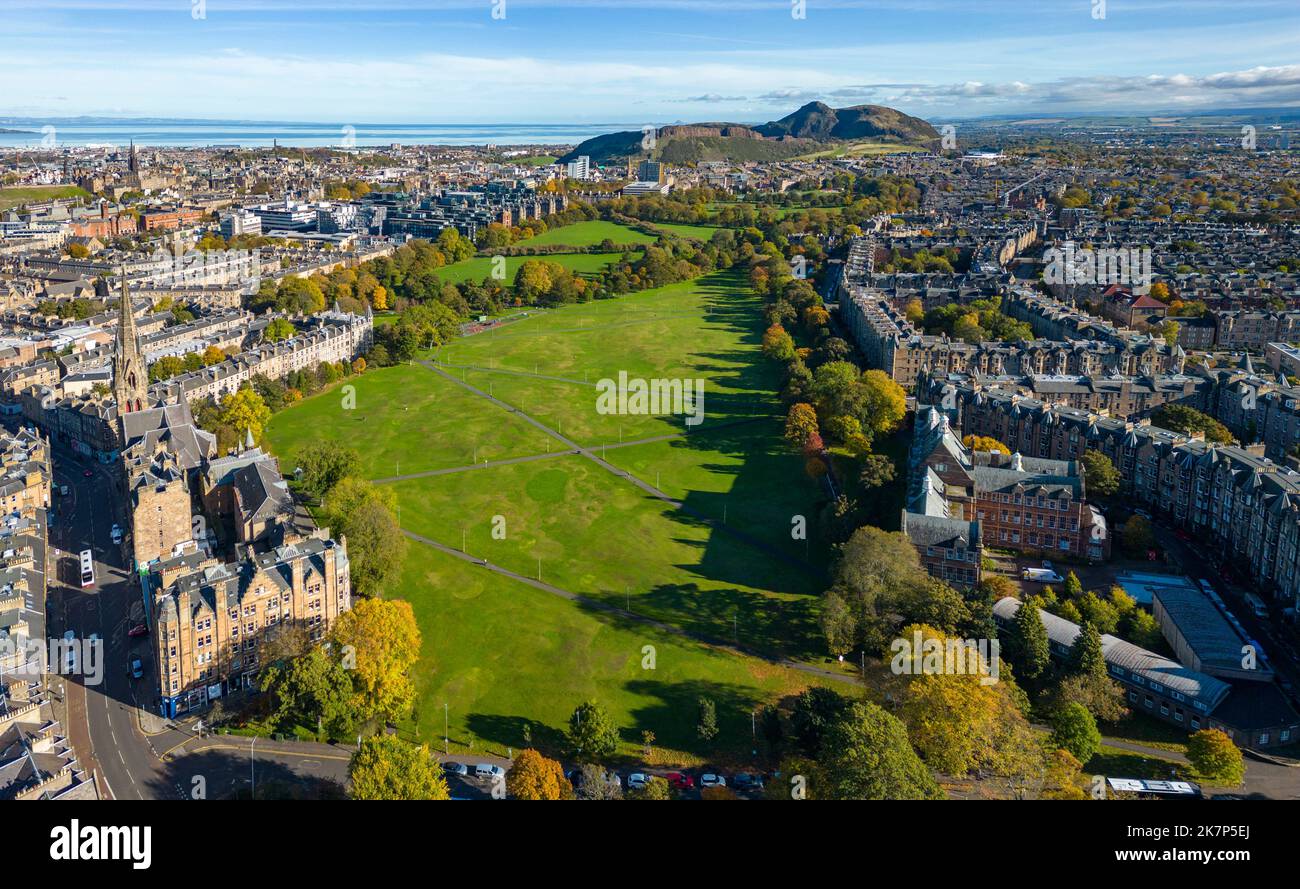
[637, 160, 666, 184]
[566, 156, 591, 181]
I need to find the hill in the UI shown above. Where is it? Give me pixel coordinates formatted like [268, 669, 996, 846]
[559, 102, 938, 165]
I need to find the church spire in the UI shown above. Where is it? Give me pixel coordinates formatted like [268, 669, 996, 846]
[113, 273, 147, 415]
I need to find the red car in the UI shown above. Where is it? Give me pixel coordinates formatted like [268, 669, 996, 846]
[665, 772, 694, 791]
[127, 624, 149, 638]
[82, 469, 93, 478]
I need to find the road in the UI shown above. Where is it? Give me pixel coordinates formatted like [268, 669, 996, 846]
[47, 445, 170, 799]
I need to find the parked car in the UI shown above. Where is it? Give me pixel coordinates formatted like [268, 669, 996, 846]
[474, 763, 505, 779]
[1021, 568, 1064, 583]
[665, 772, 694, 791]
[59, 485, 69, 496]
[442, 762, 469, 776]
[733, 772, 764, 790]
[82, 469, 93, 478]
[626, 773, 649, 790]
[110, 524, 123, 544]
[130, 657, 143, 679]
[699, 773, 727, 788]
[127, 624, 148, 637]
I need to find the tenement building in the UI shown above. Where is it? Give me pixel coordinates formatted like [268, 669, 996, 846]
[152, 534, 351, 716]
[104, 287, 353, 717]
[902, 406, 1109, 582]
[930, 378, 1300, 610]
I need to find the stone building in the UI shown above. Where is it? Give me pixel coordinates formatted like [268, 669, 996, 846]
[152, 534, 351, 717]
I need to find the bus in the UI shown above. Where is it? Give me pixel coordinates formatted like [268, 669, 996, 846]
[79, 549, 95, 588]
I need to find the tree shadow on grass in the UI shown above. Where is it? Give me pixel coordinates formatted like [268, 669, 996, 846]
[464, 678, 775, 768]
[462, 713, 568, 760]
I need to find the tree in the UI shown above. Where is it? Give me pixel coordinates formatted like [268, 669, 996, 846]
[696, 696, 719, 743]
[898, 625, 1030, 778]
[1049, 702, 1102, 763]
[325, 477, 405, 595]
[1009, 599, 1051, 681]
[567, 700, 620, 760]
[761, 324, 796, 362]
[1041, 748, 1090, 800]
[573, 762, 622, 800]
[201, 345, 227, 366]
[822, 702, 942, 800]
[821, 526, 929, 655]
[263, 317, 296, 342]
[789, 687, 854, 757]
[260, 647, 356, 738]
[1152, 404, 1233, 444]
[810, 360, 866, 427]
[962, 434, 1010, 455]
[217, 385, 272, 444]
[1049, 672, 1129, 723]
[1067, 621, 1107, 681]
[1080, 449, 1121, 498]
[1063, 571, 1083, 599]
[1121, 514, 1156, 557]
[857, 453, 896, 490]
[348, 735, 449, 800]
[1187, 729, 1244, 785]
[628, 775, 671, 800]
[859, 369, 906, 439]
[296, 441, 362, 498]
[329, 598, 421, 724]
[783, 402, 819, 450]
[506, 749, 572, 800]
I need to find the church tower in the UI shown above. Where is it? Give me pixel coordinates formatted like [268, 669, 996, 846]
[113, 276, 147, 414]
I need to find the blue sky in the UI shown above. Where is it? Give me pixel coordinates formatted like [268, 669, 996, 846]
[3, 0, 1300, 124]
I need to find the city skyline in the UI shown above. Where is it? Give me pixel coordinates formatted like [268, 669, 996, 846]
[2, 0, 1300, 123]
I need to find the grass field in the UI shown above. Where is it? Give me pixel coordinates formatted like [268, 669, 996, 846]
[0, 185, 91, 210]
[646, 222, 722, 240]
[388, 452, 823, 655]
[263, 362, 556, 480]
[394, 542, 832, 763]
[432, 251, 635, 285]
[519, 220, 657, 248]
[265, 267, 835, 759]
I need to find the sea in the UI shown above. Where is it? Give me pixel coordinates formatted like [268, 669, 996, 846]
[0, 120, 640, 150]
